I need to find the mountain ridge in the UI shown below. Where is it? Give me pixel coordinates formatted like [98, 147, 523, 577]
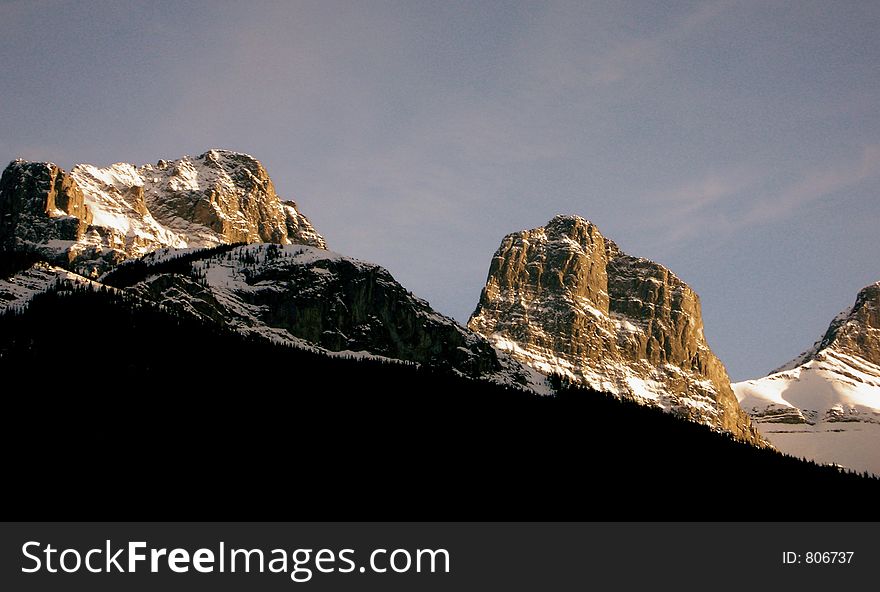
[111, 242, 544, 388]
[0, 243, 545, 391]
[0, 149, 325, 277]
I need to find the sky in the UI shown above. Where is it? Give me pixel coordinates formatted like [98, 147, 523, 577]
[1, 0, 878, 380]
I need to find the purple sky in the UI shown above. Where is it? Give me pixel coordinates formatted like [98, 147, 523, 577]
[2, 0, 878, 380]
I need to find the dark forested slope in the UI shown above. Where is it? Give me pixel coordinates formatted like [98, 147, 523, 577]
[2, 283, 877, 521]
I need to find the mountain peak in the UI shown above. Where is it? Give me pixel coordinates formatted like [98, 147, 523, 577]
[775, 280, 880, 373]
[542, 214, 602, 242]
[547, 213, 593, 226]
[199, 147, 256, 160]
[829, 281, 880, 364]
[469, 215, 762, 444]
[172, 149, 265, 174]
[0, 150, 325, 276]
[854, 280, 880, 314]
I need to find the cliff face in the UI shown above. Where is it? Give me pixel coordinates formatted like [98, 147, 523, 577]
[469, 215, 762, 444]
[136, 150, 312, 246]
[0, 161, 92, 257]
[0, 150, 325, 276]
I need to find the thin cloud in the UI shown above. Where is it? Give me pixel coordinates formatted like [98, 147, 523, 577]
[508, 0, 738, 105]
[645, 169, 758, 209]
[638, 145, 880, 252]
[636, 167, 762, 246]
[589, 0, 739, 85]
[745, 145, 880, 224]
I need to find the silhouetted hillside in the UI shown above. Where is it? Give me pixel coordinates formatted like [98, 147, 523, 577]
[1, 282, 877, 521]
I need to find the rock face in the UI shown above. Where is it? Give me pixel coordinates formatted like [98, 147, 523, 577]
[112, 243, 540, 388]
[0, 162, 92, 258]
[468, 215, 762, 443]
[734, 281, 880, 474]
[0, 150, 325, 276]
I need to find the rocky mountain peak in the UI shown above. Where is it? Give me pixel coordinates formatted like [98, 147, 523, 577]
[469, 215, 762, 444]
[776, 281, 880, 372]
[0, 150, 325, 276]
[480, 214, 611, 312]
[813, 281, 880, 365]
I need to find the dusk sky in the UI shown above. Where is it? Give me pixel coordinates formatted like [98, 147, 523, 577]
[2, 0, 878, 380]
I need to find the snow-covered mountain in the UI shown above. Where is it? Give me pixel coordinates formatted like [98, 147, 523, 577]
[0, 244, 544, 391]
[0, 261, 105, 311]
[469, 215, 764, 445]
[0, 150, 324, 277]
[734, 282, 880, 474]
[105, 243, 544, 389]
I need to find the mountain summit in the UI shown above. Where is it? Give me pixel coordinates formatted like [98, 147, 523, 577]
[468, 215, 762, 444]
[734, 281, 880, 474]
[774, 281, 880, 373]
[0, 149, 324, 276]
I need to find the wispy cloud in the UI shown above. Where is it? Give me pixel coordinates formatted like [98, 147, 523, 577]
[744, 145, 880, 224]
[589, 0, 738, 85]
[506, 0, 739, 109]
[635, 166, 761, 245]
[637, 144, 880, 251]
[645, 168, 758, 209]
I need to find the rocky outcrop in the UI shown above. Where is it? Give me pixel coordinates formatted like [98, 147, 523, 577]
[734, 281, 880, 474]
[283, 200, 326, 249]
[469, 215, 762, 444]
[138, 150, 320, 247]
[0, 150, 325, 276]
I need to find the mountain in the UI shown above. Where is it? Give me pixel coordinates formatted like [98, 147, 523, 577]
[468, 215, 763, 445]
[734, 282, 880, 474]
[0, 149, 324, 277]
[3, 150, 879, 519]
